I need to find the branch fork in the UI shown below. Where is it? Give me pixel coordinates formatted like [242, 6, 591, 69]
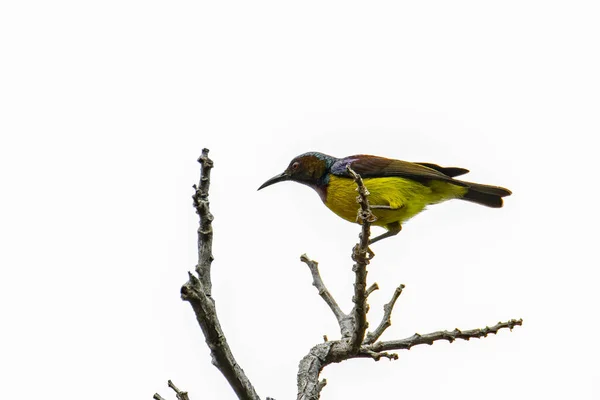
[297, 167, 522, 400]
[159, 151, 522, 400]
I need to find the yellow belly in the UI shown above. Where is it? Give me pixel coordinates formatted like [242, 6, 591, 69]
[324, 175, 467, 228]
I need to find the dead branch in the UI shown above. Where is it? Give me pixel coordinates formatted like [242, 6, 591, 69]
[367, 319, 524, 353]
[364, 284, 405, 345]
[153, 380, 189, 400]
[158, 152, 522, 400]
[346, 165, 376, 353]
[300, 254, 353, 339]
[179, 149, 261, 400]
[296, 167, 522, 399]
[193, 149, 214, 296]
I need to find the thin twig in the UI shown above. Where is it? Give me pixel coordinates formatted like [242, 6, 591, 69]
[364, 284, 405, 345]
[360, 349, 399, 361]
[296, 318, 522, 399]
[366, 319, 524, 354]
[167, 380, 190, 400]
[153, 380, 189, 400]
[300, 254, 353, 338]
[300, 254, 345, 324]
[366, 283, 379, 297]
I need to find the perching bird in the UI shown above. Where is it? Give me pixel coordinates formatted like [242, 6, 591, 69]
[258, 152, 511, 244]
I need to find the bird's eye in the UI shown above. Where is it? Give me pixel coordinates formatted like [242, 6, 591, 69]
[291, 162, 300, 170]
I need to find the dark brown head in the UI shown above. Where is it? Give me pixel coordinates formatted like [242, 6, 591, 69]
[258, 152, 337, 190]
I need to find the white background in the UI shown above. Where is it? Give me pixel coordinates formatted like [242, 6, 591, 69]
[1, 1, 599, 399]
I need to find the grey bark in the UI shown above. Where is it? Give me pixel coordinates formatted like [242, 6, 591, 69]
[182, 149, 260, 400]
[295, 166, 523, 400]
[157, 151, 523, 400]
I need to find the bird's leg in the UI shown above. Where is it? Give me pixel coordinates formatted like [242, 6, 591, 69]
[369, 221, 402, 244]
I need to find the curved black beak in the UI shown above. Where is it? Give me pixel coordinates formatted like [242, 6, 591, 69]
[258, 172, 290, 190]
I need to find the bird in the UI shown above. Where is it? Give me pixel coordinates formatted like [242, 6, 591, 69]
[258, 152, 511, 244]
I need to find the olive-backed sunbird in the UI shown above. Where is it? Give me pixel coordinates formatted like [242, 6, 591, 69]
[258, 152, 511, 244]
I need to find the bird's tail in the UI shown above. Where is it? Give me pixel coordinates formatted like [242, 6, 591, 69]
[458, 181, 512, 208]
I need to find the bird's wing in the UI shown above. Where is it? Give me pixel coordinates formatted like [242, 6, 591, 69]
[414, 162, 469, 178]
[331, 155, 468, 186]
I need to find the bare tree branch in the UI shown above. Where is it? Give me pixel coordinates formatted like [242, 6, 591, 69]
[299, 167, 376, 349]
[193, 149, 214, 296]
[366, 318, 524, 353]
[297, 343, 339, 400]
[160, 152, 522, 400]
[346, 165, 376, 354]
[154, 380, 190, 400]
[168, 380, 191, 400]
[300, 254, 345, 324]
[296, 167, 523, 399]
[297, 318, 522, 399]
[364, 284, 405, 345]
[180, 149, 260, 400]
[300, 254, 354, 339]
[298, 167, 380, 400]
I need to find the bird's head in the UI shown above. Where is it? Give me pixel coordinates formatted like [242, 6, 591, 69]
[258, 152, 336, 190]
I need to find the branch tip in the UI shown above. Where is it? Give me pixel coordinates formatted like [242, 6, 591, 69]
[181, 151, 260, 400]
[366, 283, 379, 297]
[166, 380, 190, 400]
[197, 148, 214, 167]
[317, 379, 327, 393]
